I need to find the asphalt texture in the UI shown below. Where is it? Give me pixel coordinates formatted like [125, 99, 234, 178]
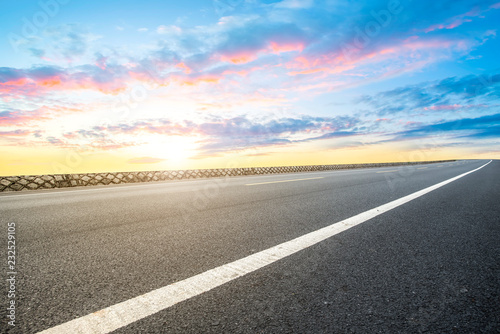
[1, 159, 499, 333]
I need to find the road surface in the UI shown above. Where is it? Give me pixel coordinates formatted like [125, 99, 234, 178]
[1, 159, 499, 333]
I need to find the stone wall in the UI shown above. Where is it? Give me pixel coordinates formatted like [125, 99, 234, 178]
[0, 160, 453, 192]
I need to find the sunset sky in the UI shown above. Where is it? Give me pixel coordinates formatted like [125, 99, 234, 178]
[1, 0, 499, 176]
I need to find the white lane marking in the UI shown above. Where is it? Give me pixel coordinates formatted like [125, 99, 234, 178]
[245, 177, 324, 186]
[417, 167, 428, 169]
[37, 160, 492, 334]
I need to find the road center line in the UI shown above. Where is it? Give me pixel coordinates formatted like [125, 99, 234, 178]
[37, 160, 492, 334]
[245, 176, 324, 186]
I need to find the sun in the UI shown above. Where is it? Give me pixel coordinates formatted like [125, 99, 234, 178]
[141, 135, 199, 163]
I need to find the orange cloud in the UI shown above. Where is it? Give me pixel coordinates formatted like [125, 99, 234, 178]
[38, 76, 63, 87]
[176, 62, 192, 74]
[0, 78, 30, 87]
[220, 52, 258, 64]
[0, 72, 127, 96]
[177, 75, 221, 86]
[288, 68, 329, 76]
[285, 36, 457, 78]
[269, 41, 304, 54]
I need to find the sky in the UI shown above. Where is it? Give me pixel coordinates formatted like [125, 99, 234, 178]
[0, 0, 499, 176]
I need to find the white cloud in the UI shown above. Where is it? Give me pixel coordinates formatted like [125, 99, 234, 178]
[157, 25, 182, 34]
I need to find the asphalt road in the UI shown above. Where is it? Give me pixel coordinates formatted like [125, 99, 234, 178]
[1, 160, 499, 333]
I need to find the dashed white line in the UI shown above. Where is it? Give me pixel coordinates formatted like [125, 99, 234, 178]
[37, 160, 492, 334]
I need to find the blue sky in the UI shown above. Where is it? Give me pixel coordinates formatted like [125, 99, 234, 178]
[0, 0, 499, 175]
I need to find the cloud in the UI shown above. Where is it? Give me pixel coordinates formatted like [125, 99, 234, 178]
[157, 25, 182, 34]
[17, 24, 100, 62]
[391, 113, 500, 140]
[358, 71, 500, 115]
[0, 129, 32, 137]
[127, 157, 166, 164]
[3, 1, 495, 100]
[0, 108, 50, 126]
[47, 114, 359, 154]
[423, 3, 500, 33]
[0, 64, 129, 97]
[215, 20, 311, 64]
[41, 134, 138, 151]
[46, 136, 65, 145]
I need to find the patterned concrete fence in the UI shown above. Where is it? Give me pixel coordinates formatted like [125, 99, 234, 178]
[0, 160, 454, 192]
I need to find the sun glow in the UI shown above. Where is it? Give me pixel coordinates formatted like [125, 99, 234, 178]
[139, 135, 199, 162]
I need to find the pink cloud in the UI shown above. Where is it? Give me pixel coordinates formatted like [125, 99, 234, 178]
[0, 109, 49, 126]
[0, 78, 30, 87]
[63, 133, 78, 139]
[95, 54, 108, 70]
[424, 104, 491, 111]
[288, 68, 329, 76]
[0, 68, 127, 96]
[283, 36, 460, 79]
[286, 46, 398, 76]
[218, 39, 306, 65]
[424, 18, 473, 33]
[401, 38, 454, 50]
[221, 69, 250, 77]
[175, 74, 221, 86]
[269, 41, 304, 54]
[220, 52, 259, 64]
[423, 5, 497, 33]
[424, 104, 463, 111]
[0, 129, 33, 137]
[176, 62, 192, 74]
[128, 70, 160, 84]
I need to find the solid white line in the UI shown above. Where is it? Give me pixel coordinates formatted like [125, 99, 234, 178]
[245, 176, 324, 186]
[37, 160, 492, 334]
